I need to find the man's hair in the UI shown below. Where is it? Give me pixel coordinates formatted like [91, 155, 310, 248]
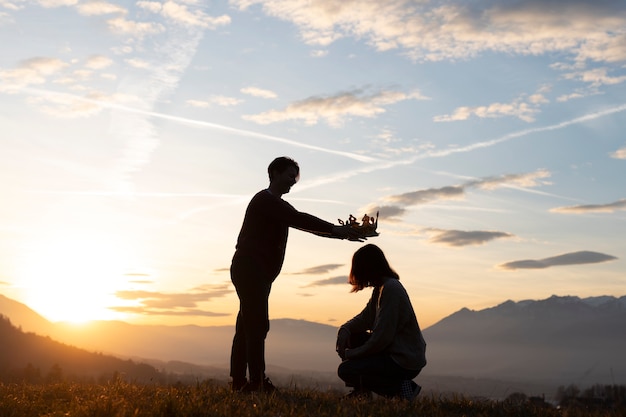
[268, 156, 300, 182]
[349, 244, 399, 292]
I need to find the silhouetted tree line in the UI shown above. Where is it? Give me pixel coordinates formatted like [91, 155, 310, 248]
[0, 315, 174, 384]
[556, 383, 626, 410]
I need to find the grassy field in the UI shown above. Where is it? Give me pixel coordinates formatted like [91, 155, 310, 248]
[0, 380, 624, 417]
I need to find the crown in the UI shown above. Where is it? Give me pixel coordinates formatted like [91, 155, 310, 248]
[338, 211, 379, 238]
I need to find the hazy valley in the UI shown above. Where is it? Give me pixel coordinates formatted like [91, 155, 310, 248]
[2, 293, 625, 399]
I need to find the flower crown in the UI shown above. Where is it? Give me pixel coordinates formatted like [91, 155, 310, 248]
[338, 211, 379, 237]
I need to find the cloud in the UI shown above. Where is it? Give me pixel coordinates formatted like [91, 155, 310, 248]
[556, 91, 586, 102]
[84, 55, 114, 70]
[22, 87, 377, 163]
[125, 58, 151, 69]
[360, 204, 407, 223]
[499, 250, 618, 270]
[105, 16, 165, 37]
[241, 86, 277, 99]
[76, 1, 127, 16]
[611, 147, 626, 159]
[563, 67, 626, 87]
[230, 0, 626, 64]
[127, 280, 153, 285]
[435, 85, 553, 123]
[242, 88, 427, 127]
[371, 169, 551, 221]
[383, 170, 550, 210]
[109, 305, 228, 317]
[138, 0, 231, 29]
[24, 90, 140, 118]
[466, 170, 552, 190]
[38, 0, 78, 7]
[551, 198, 626, 214]
[435, 100, 539, 123]
[187, 94, 243, 107]
[290, 264, 344, 275]
[386, 185, 465, 206]
[310, 49, 328, 58]
[426, 229, 513, 247]
[304, 275, 348, 287]
[1, 1, 21, 12]
[0, 57, 68, 92]
[111, 284, 233, 317]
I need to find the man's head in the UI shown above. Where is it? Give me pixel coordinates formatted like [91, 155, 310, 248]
[268, 156, 300, 182]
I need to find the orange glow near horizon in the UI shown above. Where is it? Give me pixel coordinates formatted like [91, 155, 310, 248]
[15, 233, 135, 323]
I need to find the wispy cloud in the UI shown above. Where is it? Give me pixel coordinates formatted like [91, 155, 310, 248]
[320, 103, 626, 202]
[426, 229, 513, 247]
[434, 97, 540, 123]
[241, 86, 277, 99]
[0, 57, 68, 93]
[611, 146, 626, 159]
[421, 104, 626, 161]
[563, 67, 626, 88]
[186, 94, 243, 108]
[19, 87, 377, 164]
[499, 250, 618, 270]
[551, 199, 626, 214]
[289, 264, 344, 275]
[138, 0, 231, 28]
[242, 88, 428, 127]
[111, 284, 232, 317]
[231, 0, 626, 64]
[84, 55, 114, 70]
[366, 170, 550, 221]
[76, 1, 127, 16]
[303, 275, 348, 287]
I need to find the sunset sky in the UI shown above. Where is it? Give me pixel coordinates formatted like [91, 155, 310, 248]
[1, 0, 625, 329]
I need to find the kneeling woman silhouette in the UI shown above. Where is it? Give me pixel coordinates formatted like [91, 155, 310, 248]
[336, 244, 427, 400]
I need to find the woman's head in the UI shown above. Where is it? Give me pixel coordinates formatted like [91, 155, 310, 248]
[349, 244, 399, 292]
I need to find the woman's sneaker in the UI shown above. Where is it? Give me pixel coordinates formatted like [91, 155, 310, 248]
[399, 380, 421, 400]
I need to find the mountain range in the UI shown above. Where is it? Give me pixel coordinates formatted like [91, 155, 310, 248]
[2, 293, 625, 397]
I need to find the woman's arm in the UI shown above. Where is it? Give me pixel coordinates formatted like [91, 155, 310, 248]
[344, 282, 401, 359]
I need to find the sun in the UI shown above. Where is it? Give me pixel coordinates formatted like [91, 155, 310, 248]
[16, 232, 134, 323]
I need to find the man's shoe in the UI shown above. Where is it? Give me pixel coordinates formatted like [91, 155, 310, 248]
[241, 377, 277, 393]
[230, 377, 248, 392]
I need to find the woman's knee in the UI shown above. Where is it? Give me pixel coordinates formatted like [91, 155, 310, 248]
[337, 360, 356, 381]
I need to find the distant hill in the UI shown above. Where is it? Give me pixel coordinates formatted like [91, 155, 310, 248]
[51, 318, 340, 375]
[0, 315, 163, 383]
[422, 295, 626, 385]
[2, 293, 625, 390]
[0, 294, 53, 336]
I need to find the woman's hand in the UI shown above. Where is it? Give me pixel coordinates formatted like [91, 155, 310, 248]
[336, 327, 351, 359]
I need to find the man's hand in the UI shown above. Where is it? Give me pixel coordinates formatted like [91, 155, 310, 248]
[332, 224, 366, 241]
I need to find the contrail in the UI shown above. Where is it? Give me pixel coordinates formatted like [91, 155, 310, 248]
[340, 102, 626, 177]
[292, 102, 626, 197]
[22, 87, 378, 163]
[418, 103, 626, 160]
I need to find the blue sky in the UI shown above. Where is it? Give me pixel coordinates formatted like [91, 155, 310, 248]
[1, 0, 625, 328]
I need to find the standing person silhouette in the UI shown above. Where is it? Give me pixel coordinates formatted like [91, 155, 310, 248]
[230, 156, 362, 392]
[336, 244, 426, 400]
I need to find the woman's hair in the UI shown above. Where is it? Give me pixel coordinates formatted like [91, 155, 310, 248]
[267, 156, 300, 182]
[349, 244, 399, 292]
